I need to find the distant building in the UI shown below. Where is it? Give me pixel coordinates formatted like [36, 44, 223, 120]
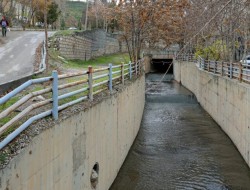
[0, 0, 30, 20]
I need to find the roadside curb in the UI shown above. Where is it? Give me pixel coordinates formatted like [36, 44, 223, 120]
[0, 74, 33, 95]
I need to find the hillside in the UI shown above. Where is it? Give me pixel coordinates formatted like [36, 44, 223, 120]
[64, 1, 87, 27]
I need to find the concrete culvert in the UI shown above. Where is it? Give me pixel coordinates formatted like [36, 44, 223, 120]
[151, 59, 173, 73]
[90, 162, 99, 189]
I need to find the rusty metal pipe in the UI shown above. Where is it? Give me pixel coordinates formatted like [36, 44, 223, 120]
[0, 88, 52, 120]
[0, 99, 51, 136]
[58, 79, 88, 90]
[58, 71, 88, 79]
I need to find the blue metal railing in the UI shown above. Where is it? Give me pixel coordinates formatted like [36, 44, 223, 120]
[0, 77, 52, 104]
[176, 54, 250, 83]
[0, 60, 144, 150]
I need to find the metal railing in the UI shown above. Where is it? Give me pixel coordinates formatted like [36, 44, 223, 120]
[40, 40, 46, 72]
[0, 60, 144, 150]
[34, 40, 46, 74]
[176, 54, 250, 83]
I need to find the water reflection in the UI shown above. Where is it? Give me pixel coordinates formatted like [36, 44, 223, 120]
[110, 73, 250, 190]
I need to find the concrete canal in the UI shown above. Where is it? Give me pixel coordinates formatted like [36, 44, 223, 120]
[110, 73, 250, 190]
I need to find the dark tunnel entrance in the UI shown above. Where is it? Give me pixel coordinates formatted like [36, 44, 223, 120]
[151, 59, 173, 73]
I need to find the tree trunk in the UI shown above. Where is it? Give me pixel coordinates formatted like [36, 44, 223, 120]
[44, 0, 49, 72]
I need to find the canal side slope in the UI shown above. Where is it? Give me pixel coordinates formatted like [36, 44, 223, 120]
[0, 75, 145, 190]
[174, 60, 250, 168]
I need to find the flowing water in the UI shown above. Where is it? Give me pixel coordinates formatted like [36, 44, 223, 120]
[110, 73, 250, 190]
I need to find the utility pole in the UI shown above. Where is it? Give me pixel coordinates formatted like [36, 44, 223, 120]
[85, 0, 89, 31]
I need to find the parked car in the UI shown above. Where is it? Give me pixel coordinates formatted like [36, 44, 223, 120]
[68, 27, 77, 30]
[240, 55, 250, 65]
[35, 22, 44, 27]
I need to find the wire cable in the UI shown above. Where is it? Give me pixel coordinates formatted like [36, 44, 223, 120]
[146, 0, 233, 93]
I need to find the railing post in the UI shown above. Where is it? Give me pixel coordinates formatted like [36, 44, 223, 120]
[138, 60, 141, 75]
[109, 63, 113, 92]
[135, 61, 138, 76]
[239, 63, 242, 82]
[208, 61, 210, 72]
[129, 61, 132, 79]
[230, 63, 233, 79]
[221, 62, 224, 76]
[52, 70, 58, 120]
[214, 61, 216, 74]
[88, 66, 93, 101]
[121, 63, 124, 85]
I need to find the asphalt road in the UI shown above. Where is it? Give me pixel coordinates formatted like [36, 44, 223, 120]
[0, 31, 48, 85]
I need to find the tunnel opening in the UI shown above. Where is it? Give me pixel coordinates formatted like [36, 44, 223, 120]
[151, 59, 173, 73]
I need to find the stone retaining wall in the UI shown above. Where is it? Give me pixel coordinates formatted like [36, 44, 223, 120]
[58, 36, 92, 60]
[52, 30, 127, 61]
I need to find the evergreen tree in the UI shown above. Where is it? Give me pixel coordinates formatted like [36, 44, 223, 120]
[48, 2, 61, 29]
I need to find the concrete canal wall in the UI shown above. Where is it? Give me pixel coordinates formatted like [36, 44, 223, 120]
[174, 60, 250, 167]
[0, 76, 145, 190]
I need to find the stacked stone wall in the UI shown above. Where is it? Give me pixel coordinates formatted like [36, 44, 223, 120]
[58, 36, 92, 60]
[54, 30, 127, 60]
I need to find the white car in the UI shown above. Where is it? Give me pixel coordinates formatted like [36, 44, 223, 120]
[240, 55, 250, 65]
[68, 27, 78, 30]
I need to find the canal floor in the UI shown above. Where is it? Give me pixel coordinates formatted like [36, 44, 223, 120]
[110, 73, 250, 190]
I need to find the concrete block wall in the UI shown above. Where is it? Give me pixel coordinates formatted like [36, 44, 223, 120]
[174, 61, 250, 167]
[57, 30, 127, 60]
[59, 36, 92, 60]
[0, 75, 145, 190]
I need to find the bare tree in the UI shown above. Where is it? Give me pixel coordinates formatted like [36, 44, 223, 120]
[184, 0, 250, 61]
[106, 0, 189, 62]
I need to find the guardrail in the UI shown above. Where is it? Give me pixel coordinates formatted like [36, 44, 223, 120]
[39, 40, 46, 72]
[0, 60, 144, 150]
[176, 54, 250, 83]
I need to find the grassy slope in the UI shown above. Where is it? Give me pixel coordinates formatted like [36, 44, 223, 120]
[65, 53, 130, 69]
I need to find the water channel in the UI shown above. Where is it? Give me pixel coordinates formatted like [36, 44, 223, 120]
[110, 73, 250, 190]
